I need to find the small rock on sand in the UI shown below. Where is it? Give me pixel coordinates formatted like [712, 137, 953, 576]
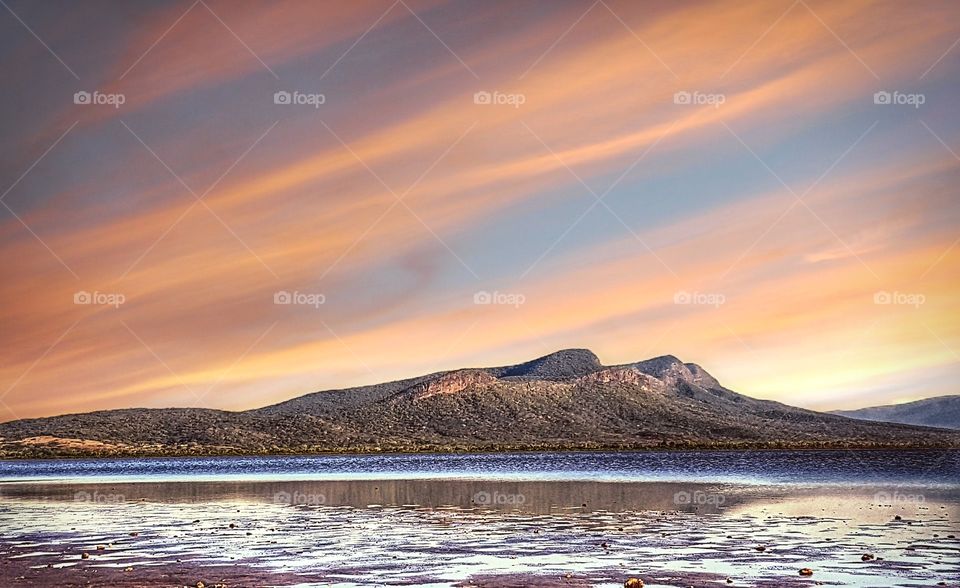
[799, 568, 814, 576]
[861, 553, 874, 561]
[624, 579, 643, 587]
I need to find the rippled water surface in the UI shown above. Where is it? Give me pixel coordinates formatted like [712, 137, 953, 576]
[2, 449, 958, 485]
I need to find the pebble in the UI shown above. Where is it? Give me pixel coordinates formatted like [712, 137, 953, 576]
[799, 568, 814, 576]
[861, 553, 874, 561]
[624, 579, 643, 588]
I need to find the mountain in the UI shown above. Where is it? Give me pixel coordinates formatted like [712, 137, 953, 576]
[1, 349, 958, 458]
[830, 395, 960, 430]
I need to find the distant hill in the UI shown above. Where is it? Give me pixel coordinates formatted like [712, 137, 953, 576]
[1, 349, 958, 458]
[830, 395, 960, 430]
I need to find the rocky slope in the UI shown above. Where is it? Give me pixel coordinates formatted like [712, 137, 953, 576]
[831, 395, 960, 430]
[1, 349, 958, 457]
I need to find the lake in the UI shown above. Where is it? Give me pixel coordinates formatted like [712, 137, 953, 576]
[1, 450, 958, 587]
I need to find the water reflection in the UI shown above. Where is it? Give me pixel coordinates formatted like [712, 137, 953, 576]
[4, 479, 959, 517]
[2, 479, 745, 514]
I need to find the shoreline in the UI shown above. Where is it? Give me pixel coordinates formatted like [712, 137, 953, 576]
[3, 442, 959, 462]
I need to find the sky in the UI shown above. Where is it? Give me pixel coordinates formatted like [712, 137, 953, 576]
[1, 0, 958, 419]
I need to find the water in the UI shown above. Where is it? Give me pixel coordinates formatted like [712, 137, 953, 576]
[1, 451, 958, 587]
[1, 449, 957, 486]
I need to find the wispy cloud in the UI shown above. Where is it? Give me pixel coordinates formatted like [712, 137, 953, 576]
[1, 0, 959, 418]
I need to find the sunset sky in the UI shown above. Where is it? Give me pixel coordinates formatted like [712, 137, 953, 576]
[1, 0, 958, 419]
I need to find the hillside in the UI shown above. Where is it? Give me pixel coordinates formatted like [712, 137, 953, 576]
[1, 349, 957, 458]
[831, 395, 960, 430]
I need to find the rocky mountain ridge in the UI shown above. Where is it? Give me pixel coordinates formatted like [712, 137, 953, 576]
[831, 395, 960, 430]
[1, 349, 957, 458]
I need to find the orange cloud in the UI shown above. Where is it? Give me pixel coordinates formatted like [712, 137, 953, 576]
[2, 0, 959, 419]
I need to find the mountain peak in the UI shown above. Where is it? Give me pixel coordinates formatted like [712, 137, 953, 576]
[496, 348, 602, 380]
[632, 355, 689, 377]
[629, 355, 722, 388]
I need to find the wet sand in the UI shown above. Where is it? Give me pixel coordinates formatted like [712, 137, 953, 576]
[1, 480, 958, 587]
